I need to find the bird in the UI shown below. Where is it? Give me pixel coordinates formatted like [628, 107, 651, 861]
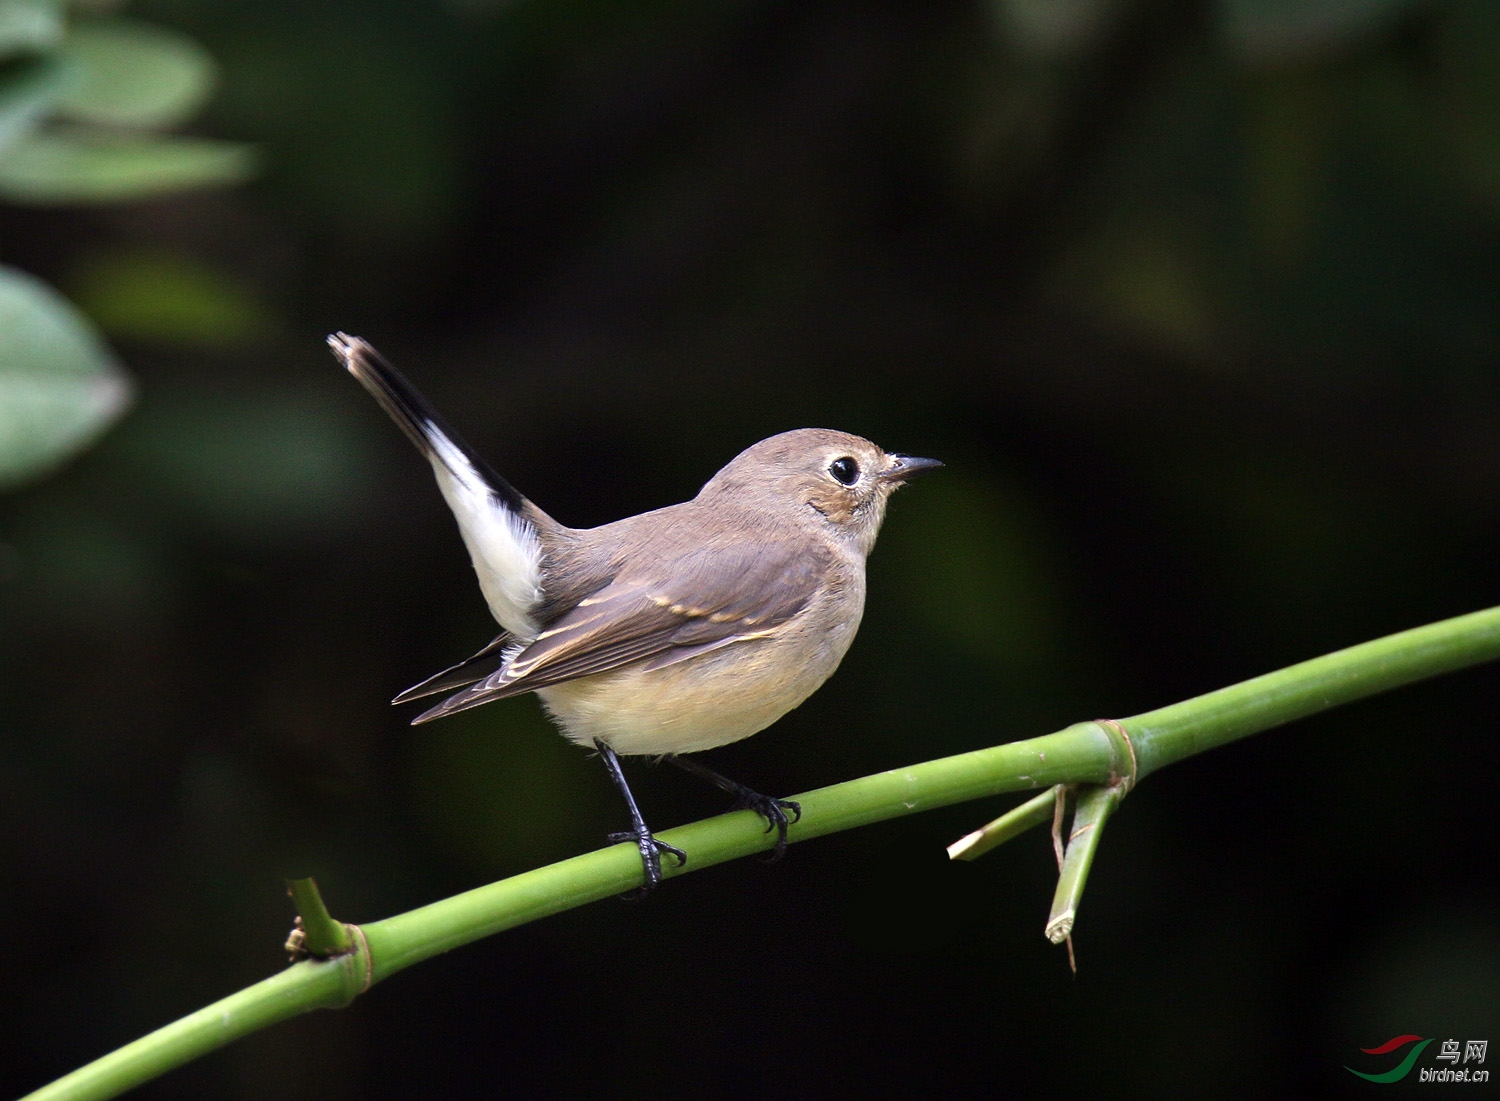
[329, 333, 940, 889]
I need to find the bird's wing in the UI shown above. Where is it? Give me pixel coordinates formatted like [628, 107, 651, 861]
[329, 333, 546, 638]
[411, 540, 829, 722]
[392, 633, 513, 704]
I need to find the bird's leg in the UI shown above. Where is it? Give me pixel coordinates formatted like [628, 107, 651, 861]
[667, 755, 801, 862]
[595, 739, 686, 893]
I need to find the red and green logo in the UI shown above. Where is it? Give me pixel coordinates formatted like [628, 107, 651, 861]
[1346, 1035, 1433, 1082]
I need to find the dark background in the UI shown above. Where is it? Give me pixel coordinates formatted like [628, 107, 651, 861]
[5, 0, 1500, 1097]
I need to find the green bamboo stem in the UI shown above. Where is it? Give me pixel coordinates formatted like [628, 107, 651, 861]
[26, 728, 1117, 1101]
[284, 877, 356, 959]
[947, 785, 1060, 862]
[26, 953, 370, 1101]
[1045, 782, 1125, 944]
[25, 604, 1500, 1101]
[367, 725, 1118, 981]
[1120, 605, 1500, 778]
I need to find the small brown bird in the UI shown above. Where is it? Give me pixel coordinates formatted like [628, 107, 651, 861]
[331, 334, 939, 887]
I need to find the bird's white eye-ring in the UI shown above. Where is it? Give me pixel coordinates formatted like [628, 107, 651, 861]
[828, 456, 859, 485]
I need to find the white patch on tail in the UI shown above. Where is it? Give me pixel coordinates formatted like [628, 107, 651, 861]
[426, 430, 543, 640]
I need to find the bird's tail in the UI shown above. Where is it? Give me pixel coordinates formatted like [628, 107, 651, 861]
[329, 332, 548, 638]
[328, 332, 530, 514]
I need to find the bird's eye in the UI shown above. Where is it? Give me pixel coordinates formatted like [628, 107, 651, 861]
[828, 456, 859, 485]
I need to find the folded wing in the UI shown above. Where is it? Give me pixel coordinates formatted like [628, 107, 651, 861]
[411, 540, 829, 723]
[392, 633, 513, 704]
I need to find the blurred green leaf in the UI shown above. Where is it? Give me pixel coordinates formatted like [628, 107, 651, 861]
[55, 16, 217, 130]
[0, 53, 71, 156]
[0, 0, 63, 58]
[0, 122, 254, 203]
[68, 248, 273, 347]
[0, 263, 132, 489]
[1218, 0, 1419, 60]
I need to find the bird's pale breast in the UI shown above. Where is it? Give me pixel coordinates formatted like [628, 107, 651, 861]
[536, 577, 864, 755]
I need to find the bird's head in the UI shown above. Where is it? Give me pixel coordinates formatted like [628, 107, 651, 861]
[701, 428, 942, 556]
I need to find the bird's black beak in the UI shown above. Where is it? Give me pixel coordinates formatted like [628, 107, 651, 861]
[882, 454, 944, 485]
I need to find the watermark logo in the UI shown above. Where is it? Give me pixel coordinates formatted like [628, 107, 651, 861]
[1346, 1036, 1489, 1084]
[1347, 1035, 1433, 1083]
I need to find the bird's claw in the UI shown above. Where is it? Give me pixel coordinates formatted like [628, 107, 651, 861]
[608, 827, 687, 894]
[732, 793, 801, 863]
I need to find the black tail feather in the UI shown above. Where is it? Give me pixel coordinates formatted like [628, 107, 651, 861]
[328, 333, 526, 513]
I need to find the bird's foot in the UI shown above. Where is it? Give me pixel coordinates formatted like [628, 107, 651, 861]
[730, 790, 802, 863]
[665, 754, 802, 863]
[607, 825, 687, 895]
